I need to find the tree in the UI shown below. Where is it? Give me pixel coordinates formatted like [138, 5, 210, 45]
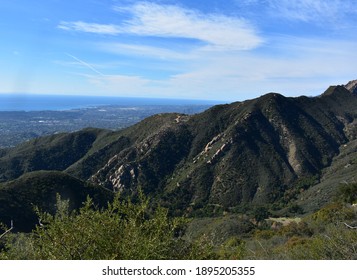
[253, 206, 270, 223]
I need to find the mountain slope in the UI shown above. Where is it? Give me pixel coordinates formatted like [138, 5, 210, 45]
[0, 81, 356, 218]
[80, 82, 356, 212]
[159, 87, 356, 210]
[0, 128, 107, 182]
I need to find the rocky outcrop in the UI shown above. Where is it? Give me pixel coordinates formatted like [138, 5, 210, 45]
[90, 116, 193, 194]
[345, 79, 357, 94]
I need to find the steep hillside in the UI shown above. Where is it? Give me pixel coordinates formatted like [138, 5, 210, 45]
[297, 137, 357, 213]
[65, 113, 187, 181]
[84, 86, 354, 211]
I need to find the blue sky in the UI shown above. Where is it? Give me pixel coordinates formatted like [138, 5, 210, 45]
[1, 0, 356, 101]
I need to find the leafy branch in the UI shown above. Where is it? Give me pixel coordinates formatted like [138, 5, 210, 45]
[0, 220, 14, 239]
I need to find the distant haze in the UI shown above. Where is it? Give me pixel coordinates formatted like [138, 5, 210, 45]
[0, 94, 220, 111]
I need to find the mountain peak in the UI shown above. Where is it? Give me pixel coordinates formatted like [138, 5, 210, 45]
[344, 79, 357, 94]
[321, 85, 352, 97]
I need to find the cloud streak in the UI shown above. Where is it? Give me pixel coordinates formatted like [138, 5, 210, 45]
[236, 0, 357, 26]
[59, 22, 121, 35]
[56, 1, 357, 100]
[88, 35, 357, 99]
[96, 42, 197, 61]
[65, 53, 105, 76]
[59, 2, 263, 51]
[267, 0, 353, 23]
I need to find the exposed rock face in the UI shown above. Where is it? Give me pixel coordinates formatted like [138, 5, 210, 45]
[90, 115, 193, 194]
[345, 79, 357, 94]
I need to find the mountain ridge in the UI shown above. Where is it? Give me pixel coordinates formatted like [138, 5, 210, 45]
[87, 82, 357, 211]
[0, 80, 356, 226]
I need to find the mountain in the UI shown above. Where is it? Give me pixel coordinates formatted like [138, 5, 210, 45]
[86, 83, 357, 213]
[0, 80, 356, 228]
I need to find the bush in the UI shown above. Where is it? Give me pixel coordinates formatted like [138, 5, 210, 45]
[252, 206, 270, 223]
[278, 221, 313, 238]
[0, 193, 216, 260]
[310, 203, 355, 226]
[337, 183, 357, 204]
[218, 236, 246, 259]
[286, 224, 357, 260]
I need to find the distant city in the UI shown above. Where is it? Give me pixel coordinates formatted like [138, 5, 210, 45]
[0, 102, 216, 148]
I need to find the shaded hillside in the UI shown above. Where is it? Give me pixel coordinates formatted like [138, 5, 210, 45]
[0, 171, 111, 232]
[0, 128, 107, 182]
[297, 137, 357, 213]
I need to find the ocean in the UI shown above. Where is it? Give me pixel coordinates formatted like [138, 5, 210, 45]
[0, 94, 219, 111]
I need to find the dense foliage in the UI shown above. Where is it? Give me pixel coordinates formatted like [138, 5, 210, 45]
[1, 187, 356, 260]
[0, 171, 111, 232]
[0, 193, 216, 260]
[244, 189, 357, 260]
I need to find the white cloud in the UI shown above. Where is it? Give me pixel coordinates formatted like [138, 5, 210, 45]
[57, 34, 356, 100]
[55, 2, 357, 100]
[58, 2, 263, 51]
[265, 0, 357, 25]
[81, 38, 357, 100]
[234, 0, 357, 27]
[117, 2, 262, 50]
[58, 21, 121, 35]
[97, 42, 196, 61]
[268, 0, 338, 22]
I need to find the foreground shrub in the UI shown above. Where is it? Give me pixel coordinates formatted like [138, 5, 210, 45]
[1, 193, 216, 260]
[285, 224, 357, 260]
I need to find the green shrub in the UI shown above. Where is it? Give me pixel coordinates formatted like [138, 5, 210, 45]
[337, 183, 357, 204]
[218, 236, 246, 259]
[286, 224, 357, 260]
[0, 193, 216, 260]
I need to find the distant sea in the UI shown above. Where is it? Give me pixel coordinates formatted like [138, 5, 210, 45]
[0, 94, 220, 111]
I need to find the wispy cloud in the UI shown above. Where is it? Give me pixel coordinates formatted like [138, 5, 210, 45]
[116, 2, 262, 50]
[76, 36, 356, 100]
[268, 0, 354, 23]
[236, 0, 357, 26]
[58, 22, 121, 35]
[96, 42, 197, 61]
[55, 1, 356, 100]
[58, 2, 263, 51]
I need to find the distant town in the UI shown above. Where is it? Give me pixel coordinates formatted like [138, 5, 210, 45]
[0, 104, 212, 148]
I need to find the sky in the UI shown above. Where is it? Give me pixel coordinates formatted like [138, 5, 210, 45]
[1, 0, 357, 101]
